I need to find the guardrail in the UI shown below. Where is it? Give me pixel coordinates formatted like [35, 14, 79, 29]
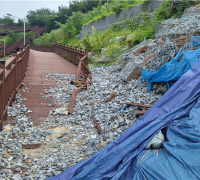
[0, 42, 30, 131]
[0, 25, 34, 31]
[0, 36, 29, 58]
[0, 26, 45, 58]
[33, 26, 45, 38]
[0, 25, 45, 37]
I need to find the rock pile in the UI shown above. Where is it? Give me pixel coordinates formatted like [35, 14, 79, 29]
[0, 63, 165, 179]
[2, 4, 200, 180]
[118, 5, 200, 83]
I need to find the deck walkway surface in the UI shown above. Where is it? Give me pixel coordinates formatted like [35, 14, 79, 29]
[17, 49, 78, 124]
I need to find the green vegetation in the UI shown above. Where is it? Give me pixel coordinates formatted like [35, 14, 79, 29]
[0, 16, 27, 26]
[31, 0, 200, 68]
[82, 0, 147, 25]
[0, 31, 24, 46]
[0, 54, 11, 61]
[33, 0, 146, 46]
[27, 31, 36, 44]
[33, 0, 199, 46]
[26, 1, 104, 33]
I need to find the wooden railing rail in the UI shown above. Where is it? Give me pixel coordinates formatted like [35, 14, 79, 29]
[0, 42, 30, 131]
[0, 26, 45, 58]
[0, 36, 29, 58]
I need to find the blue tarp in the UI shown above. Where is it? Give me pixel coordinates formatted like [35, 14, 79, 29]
[141, 36, 200, 92]
[46, 64, 200, 179]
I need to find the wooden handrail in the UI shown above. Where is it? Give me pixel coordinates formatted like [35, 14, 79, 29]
[0, 42, 30, 131]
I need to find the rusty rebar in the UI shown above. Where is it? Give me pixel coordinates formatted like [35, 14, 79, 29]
[68, 89, 76, 114]
[135, 110, 148, 116]
[92, 117, 106, 141]
[125, 102, 152, 108]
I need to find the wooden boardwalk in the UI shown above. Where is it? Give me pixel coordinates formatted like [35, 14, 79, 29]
[18, 49, 78, 124]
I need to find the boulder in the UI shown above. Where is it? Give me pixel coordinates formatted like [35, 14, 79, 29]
[117, 40, 155, 68]
[126, 67, 141, 81]
[134, 45, 148, 55]
[91, 56, 101, 62]
[109, 39, 114, 43]
[158, 40, 165, 46]
[173, 35, 192, 46]
[114, 36, 126, 44]
[126, 34, 134, 40]
[120, 55, 144, 81]
[101, 48, 109, 55]
[143, 53, 156, 64]
[88, 52, 95, 59]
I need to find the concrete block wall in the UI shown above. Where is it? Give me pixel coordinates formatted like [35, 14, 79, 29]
[77, 0, 164, 39]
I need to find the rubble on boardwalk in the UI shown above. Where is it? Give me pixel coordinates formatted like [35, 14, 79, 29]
[0, 67, 165, 179]
[2, 5, 200, 180]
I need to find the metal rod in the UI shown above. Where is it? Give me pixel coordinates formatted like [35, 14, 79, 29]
[68, 89, 76, 114]
[135, 110, 148, 116]
[24, 18, 25, 46]
[92, 117, 106, 141]
[125, 102, 152, 108]
[4, 40, 5, 62]
[0, 39, 6, 130]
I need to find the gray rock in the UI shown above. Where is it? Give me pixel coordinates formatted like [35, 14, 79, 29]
[88, 52, 95, 59]
[114, 36, 126, 44]
[126, 34, 134, 40]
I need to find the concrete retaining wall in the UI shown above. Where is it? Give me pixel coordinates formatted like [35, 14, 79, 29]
[77, 0, 163, 39]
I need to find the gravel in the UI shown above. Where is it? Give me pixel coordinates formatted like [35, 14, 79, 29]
[1, 5, 200, 179]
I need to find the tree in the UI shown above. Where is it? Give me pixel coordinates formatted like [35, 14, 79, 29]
[27, 31, 36, 44]
[6, 31, 22, 45]
[0, 16, 14, 25]
[16, 19, 24, 26]
[26, 8, 54, 27]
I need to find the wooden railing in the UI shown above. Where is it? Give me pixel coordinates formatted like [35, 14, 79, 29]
[0, 25, 34, 31]
[31, 26, 45, 38]
[0, 25, 45, 37]
[0, 42, 30, 131]
[0, 26, 45, 58]
[0, 36, 29, 58]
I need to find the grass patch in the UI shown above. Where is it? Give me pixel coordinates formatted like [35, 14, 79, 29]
[83, 0, 147, 26]
[0, 54, 11, 61]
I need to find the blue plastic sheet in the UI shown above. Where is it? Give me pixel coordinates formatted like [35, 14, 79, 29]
[141, 36, 200, 92]
[46, 60, 200, 180]
[115, 104, 130, 113]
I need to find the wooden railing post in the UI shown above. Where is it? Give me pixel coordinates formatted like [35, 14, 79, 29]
[0, 60, 5, 131]
[12, 50, 18, 101]
[19, 47, 23, 59]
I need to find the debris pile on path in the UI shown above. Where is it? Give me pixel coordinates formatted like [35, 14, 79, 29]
[0, 67, 164, 179]
[2, 5, 200, 180]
